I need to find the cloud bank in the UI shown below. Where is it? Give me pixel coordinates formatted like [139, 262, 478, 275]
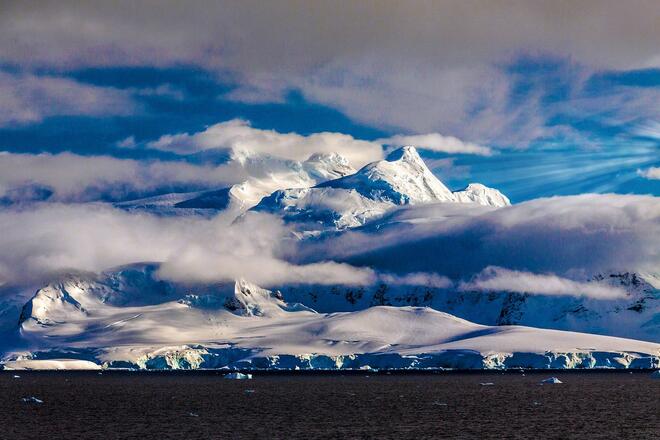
[0, 71, 136, 127]
[0, 152, 246, 203]
[459, 266, 627, 299]
[0, 193, 656, 303]
[379, 133, 493, 156]
[3, 1, 658, 71]
[0, 204, 374, 288]
[146, 119, 384, 167]
[2, 1, 659, 148]
[0, 120, 492, 205]
[307, 194, 660, 280]
[638, 167, 660, 180]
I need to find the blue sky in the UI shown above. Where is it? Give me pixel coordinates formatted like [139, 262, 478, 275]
[0, 1, 659, 203]
[1, 60, 658, 202]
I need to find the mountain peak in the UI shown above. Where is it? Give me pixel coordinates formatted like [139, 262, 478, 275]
[319, 145, 455, 205]
[452, 183, 511, 207]
[385, 146, 422, 163]
[253, 145, 510, 230]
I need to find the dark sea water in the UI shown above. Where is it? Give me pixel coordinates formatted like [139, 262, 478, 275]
[1, 370, 658, 439]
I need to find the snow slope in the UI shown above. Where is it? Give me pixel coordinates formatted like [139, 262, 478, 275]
[2, 267, 658, 370]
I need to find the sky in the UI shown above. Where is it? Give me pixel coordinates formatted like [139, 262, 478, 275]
[0, 1, 659, 294]
[0, 0, 658, 203]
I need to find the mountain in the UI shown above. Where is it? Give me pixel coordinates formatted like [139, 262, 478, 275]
[116, 146, 509, 228]
[317, 146, 457, 204]
[253, 146, 509, 230]
[3, 265, 658, 371]
[275, 271, 659, 343]
[3, 146, 658, 371]
[453, 183, 511, 207]
[117, 151, 356, 215]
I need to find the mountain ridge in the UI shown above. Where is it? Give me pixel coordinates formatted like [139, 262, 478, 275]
[253, 146, 509, 230]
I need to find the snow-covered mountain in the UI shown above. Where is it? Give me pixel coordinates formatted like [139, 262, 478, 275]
[2, 144, 658, 371]
[318, 146, 458, 204]
[117, 151, 356, 215]
[253, 146, 509, 230]
[275, 271, 659, 343]
[3, 265, 658, 371]
[453, 183, 511, 207]
[116, 146, 507, 227]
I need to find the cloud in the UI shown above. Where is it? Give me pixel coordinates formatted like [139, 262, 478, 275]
[379, 272, 453, 288]
[379, 133, 493, 156]
[638, 167, 660, 180]
[305, 194, 660, 278]
[0, 152, 246, 203]
[0, 192, 656, 297]
[2, 1, 658, 72]
[0, 204, 374, 288]
[1, 124, 483, 205]
[1, 2, 659, 148]
[294, 62, 522, 141]
[459, 266, 627, 299]
[147, 119, 384, 167]
[115, 136, 136, 149]
[636, 120, 660, 139]
[0, 71, 136, 126]
[294, 56, 660, 149]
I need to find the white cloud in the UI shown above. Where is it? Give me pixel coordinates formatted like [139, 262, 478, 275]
[379, 272, 453, 288]
[0, 204, 374, 288]
[638, 167, 660, 180]
[0, 152, 246, 203]
[0, 192, 656, 298]
[115, 136, 136, 149]
[459, 266, 627, 299]
[0, 71, 136, 126]
[635, 120, 660, 140]
[379, 133, 493, 156]
[147, 119, 384, 167]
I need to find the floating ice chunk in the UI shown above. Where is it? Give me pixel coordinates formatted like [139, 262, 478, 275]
[480, 382, 494, 386]
[13, 375, 20, 379]
[540, 377, 562, 384]
[188, 412, 199, 417]
[21, 396, 43, 404]
[224, 372, 252, 380]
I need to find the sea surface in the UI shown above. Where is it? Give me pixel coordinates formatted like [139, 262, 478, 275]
[1, 370, 658, 439]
